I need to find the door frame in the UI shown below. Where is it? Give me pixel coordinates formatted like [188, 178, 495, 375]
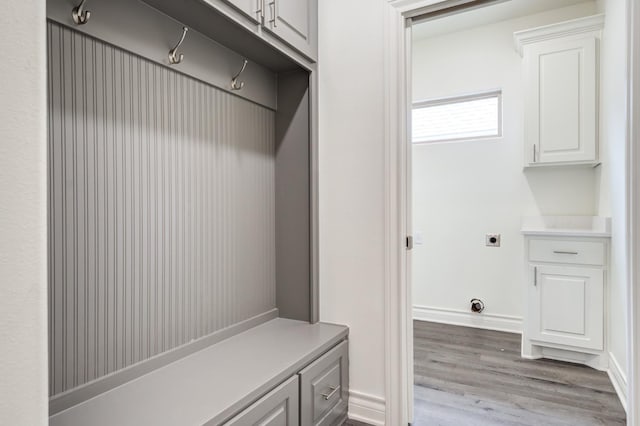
[626, 0, 640, 423]
[382, 2, 491, 424]
[382, 0, 640, 424]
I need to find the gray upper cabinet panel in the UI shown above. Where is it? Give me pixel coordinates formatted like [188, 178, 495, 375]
[264, 0, 317, 61]
[224, 0, 262, 24]
[142, 0, 317, 68]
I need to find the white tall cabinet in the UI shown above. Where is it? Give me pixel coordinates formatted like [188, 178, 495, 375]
[522, 217, 611, 371]
[514, 15, 604, 167]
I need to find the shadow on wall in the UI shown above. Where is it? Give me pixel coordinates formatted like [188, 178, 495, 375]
[523, 167, 598, 215]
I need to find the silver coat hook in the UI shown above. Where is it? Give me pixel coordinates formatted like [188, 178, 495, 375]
[169, 27, 188, 65]
[231, 59, 248, 91]
[72, 0, 90, 25]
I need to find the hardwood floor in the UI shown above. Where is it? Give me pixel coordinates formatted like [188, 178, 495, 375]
[413, 320, 626, 426]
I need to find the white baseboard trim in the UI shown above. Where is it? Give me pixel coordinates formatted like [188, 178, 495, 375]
[413, 305, 523, 334]
[607, 351, 628, 413]
[348, 390, 385, 426]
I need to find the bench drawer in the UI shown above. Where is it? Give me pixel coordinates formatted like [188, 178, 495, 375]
[528, 239, 605, 266]
[298, 341, 348, 426]
[225, 376, 299, 426]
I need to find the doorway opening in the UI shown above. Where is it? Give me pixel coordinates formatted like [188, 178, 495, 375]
[408, 1, 628, 424]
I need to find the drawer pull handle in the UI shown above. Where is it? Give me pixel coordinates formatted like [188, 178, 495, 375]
[553, 250, 578, 255]
[255, 0, 264, 21]
[321, 385, 340, 401]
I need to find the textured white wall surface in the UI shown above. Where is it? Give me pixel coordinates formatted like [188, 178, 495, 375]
[318, 0, 387, 421]
[411, 3, 598, 324]
[596, 0, 629, 378]
[0, 0, 48, 424]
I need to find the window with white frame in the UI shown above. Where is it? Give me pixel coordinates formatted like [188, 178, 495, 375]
[412, 90, 502, 144]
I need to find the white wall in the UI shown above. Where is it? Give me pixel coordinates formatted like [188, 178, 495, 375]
[597, 0, 629, 381]
[318, 0, 387, 423]
[0, 0, 48, 424]
[411, 3, 598, 327]
[318, 0, 633, 423]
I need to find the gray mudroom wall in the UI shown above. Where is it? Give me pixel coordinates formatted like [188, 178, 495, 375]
[276, 70, 310, 321]
[47, 21, 277, 396]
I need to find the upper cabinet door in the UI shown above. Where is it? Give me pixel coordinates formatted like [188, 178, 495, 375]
[265, 0, 317, 60]
[224, 0, 262, 24]
[524, 36, 598, 166]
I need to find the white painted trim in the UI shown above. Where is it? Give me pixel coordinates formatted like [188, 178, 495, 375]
[627, 0, 640, 423]
[383, 3, 410, 426]
[383, 2, 499, 425]
[413, 306, 523, 334]
[348, 391, 386, 426]
[513, 14, 605, 56]
[404, 20, 415, 424]
[608, 351, 628, 413]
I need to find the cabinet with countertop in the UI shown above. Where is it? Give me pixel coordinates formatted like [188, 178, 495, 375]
[521, 216, 610, 370]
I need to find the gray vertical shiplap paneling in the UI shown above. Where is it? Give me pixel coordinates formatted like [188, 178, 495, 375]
[48, 22, 276, 396]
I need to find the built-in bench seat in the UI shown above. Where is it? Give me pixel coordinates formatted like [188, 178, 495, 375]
[50, 319, 349, 426]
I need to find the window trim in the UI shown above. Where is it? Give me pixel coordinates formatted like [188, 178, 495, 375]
[412, 89, 503, 144]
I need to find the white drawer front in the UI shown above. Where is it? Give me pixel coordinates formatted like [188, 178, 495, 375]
[528, 239, 605, 266]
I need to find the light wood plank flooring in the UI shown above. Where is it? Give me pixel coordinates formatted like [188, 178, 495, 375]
[413, 320, 626, 426]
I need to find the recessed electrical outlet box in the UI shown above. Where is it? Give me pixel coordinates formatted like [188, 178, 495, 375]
[486, 234, 501, 247]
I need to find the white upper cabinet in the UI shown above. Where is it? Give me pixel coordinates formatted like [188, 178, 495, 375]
[514, 15, 604, 167]
[264, 0, 317, 60]
[525, 37, 597, 165]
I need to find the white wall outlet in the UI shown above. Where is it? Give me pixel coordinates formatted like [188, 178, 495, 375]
[486, 234, 501, 247]
[414, 231, 424, 245]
